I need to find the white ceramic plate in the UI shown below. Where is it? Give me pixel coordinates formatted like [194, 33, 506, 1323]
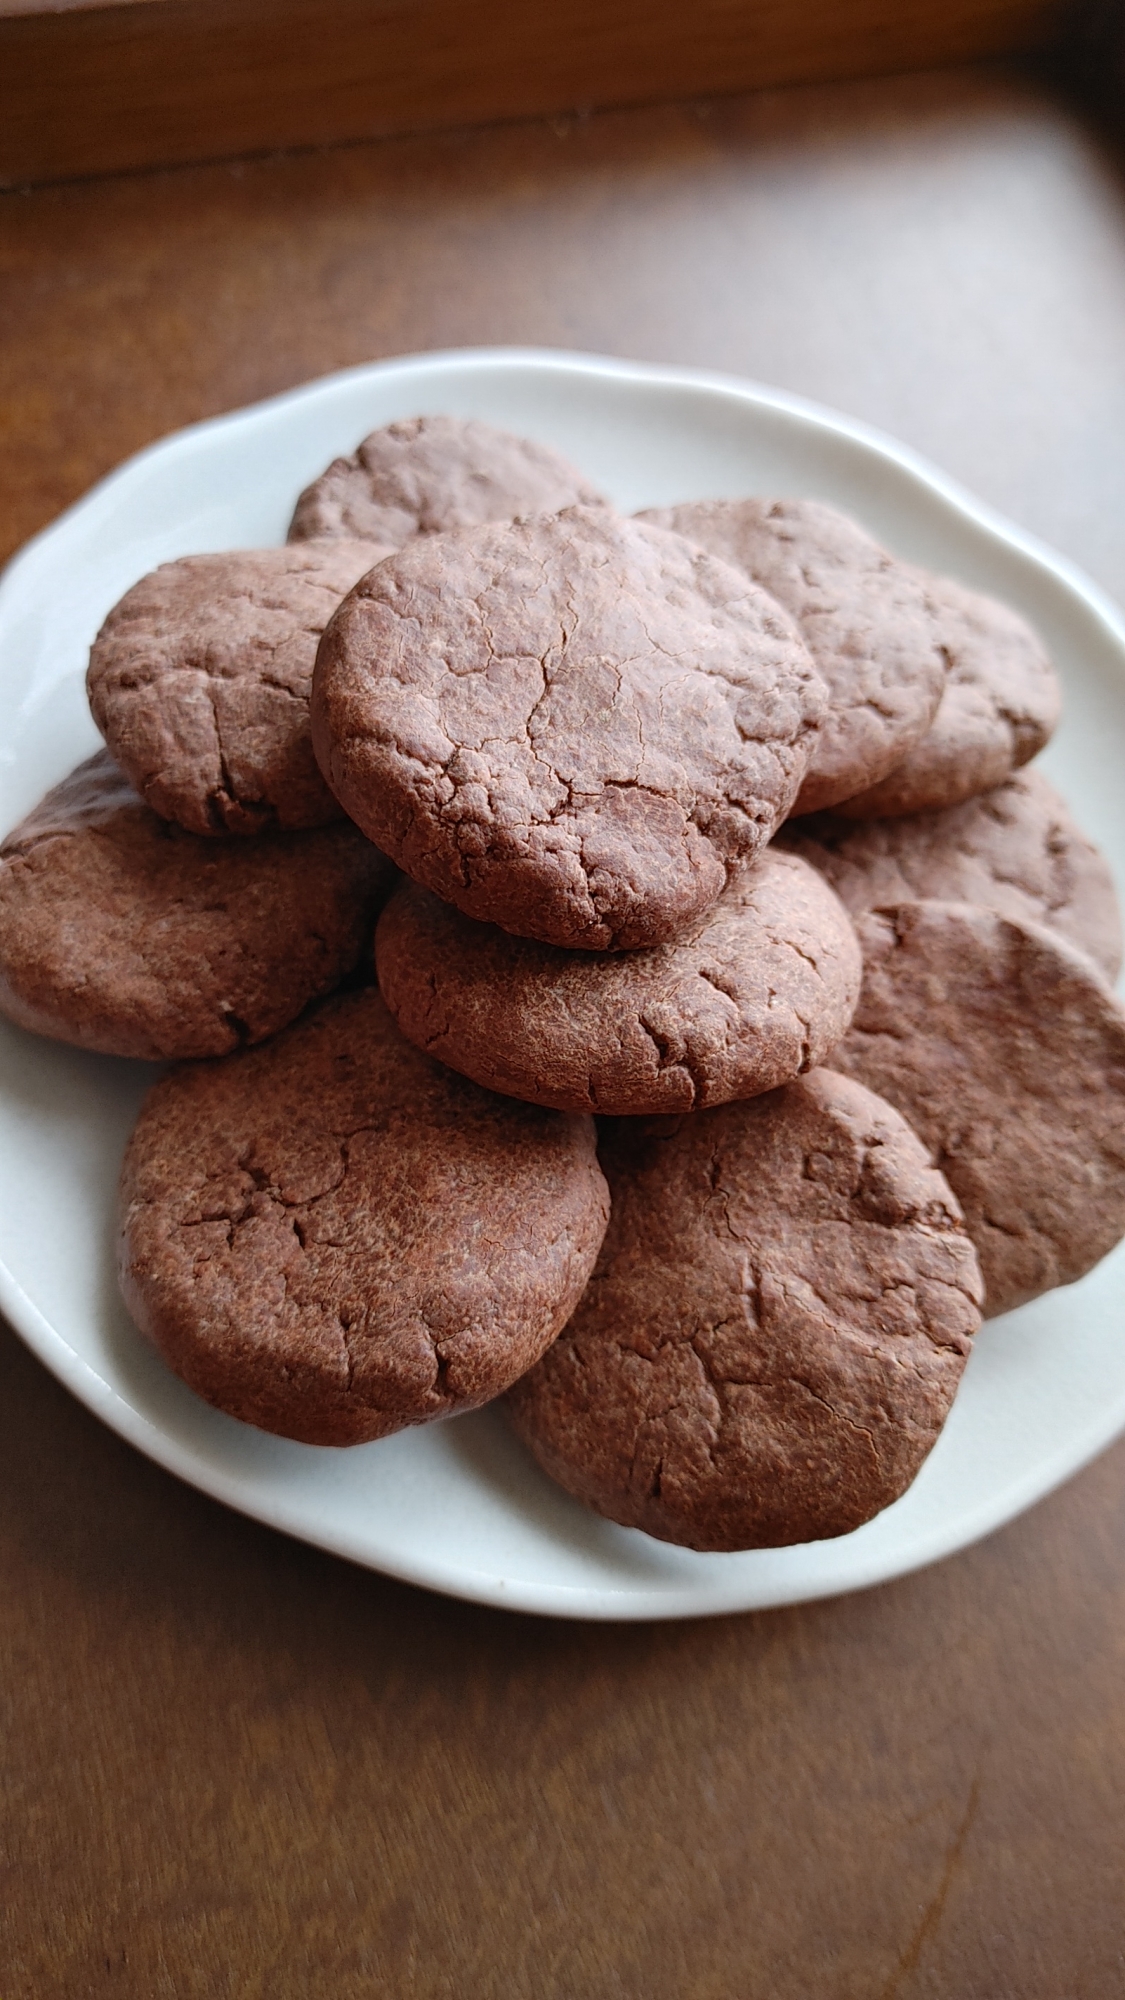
[3, 346, 1125, 1622]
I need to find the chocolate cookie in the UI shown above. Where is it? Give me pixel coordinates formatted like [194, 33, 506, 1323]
[288, 414, 606, 545]
[0, 751, 395, 1060]
[313, 506, 825, 950]
[777, 767, 1122, 982]
[119, 986, 610, 1445]
[507, 1068, 981, 1550]
[837, 575, 1060, 817]
[829, 900, 1125, 1317]
[376, 848, 860, 1114]
[636, 498, 945, 814]
[88, 540, 390, 835]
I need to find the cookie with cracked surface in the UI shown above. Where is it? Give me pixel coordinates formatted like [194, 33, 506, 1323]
[88, 540, 391, 836]
[507, 1067, 981, 1551]
[637, 497, 946, 815]
[829, 900, 1125, 1318]
[776, 766, 1122, 983]
[0, 751, 396, 1060]
[288, 414, 606, 545]
[118, 986, 610, 1445]
[837, 575, 1060, 817]
[312, 506, 826, 950]
[376, 848, 861, 1114]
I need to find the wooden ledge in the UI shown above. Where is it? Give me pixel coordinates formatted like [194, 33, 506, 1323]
[0, 0, 1069, 187]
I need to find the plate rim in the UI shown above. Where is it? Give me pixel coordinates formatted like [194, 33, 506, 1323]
[7, 343, 1125, 652]
[4, 341, 1125, 1623]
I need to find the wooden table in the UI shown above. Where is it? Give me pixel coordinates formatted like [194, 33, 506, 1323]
[4, 59, 1125, 1998]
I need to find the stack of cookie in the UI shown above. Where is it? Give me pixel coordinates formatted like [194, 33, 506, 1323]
[2, 414, 1124, 1556]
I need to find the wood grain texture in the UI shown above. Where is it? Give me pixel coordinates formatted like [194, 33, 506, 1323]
[3, 61, 1125, 1999]
[4, 1313, 1125, 1998]
[4, 67, 1125, 597]
[0, 0, 1067, 186]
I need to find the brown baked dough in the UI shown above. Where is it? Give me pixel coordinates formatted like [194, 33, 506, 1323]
[118, 987, 609, 1445]
[636, 498, 945, 815]
[0, 751, 396, 1059]
[88, 541, 391, 835]
[376, 848, 861, 1114]
[288, 415, 606, 545]
[777, 766, 1122, 983]
[837, 574, 1060, 817]
[507, 1068, 981, 1550]
[829, 900, 1125, 1317]
[312, 506, 826, 949]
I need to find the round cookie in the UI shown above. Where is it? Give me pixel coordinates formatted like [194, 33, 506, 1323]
[636, 498, 946, 814]
[312, 506, 826, 950]
[118, 986, 610, 1445]
[777, 766, 1122, 983]
[837, 574, 1060, 817]
[88, 540, 391, 835]
[828, 900, 1125, 1317]
[288, 414, 606, 545]
[507, 1068, 981, 1551]
[0, 751, 396, 1060]
[376, 848, 861, 1114]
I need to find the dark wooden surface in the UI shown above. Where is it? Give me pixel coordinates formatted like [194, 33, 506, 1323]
[0, 0, 1065, 187]
[3, 61, 1125, 1998]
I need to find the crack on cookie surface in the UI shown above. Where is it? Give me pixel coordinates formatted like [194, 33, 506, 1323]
[118, 989, 609, 1445]
[508, 1070, 981, 1549]
[314, 510, 825, 948]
